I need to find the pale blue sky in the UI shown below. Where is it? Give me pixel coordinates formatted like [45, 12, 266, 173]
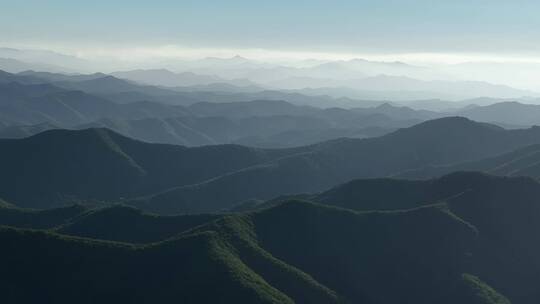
[2, 1, 540, 56]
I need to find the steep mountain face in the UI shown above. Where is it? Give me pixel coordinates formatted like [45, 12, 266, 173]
[131, 117, 540, 214]
[0, 128, 292, 208]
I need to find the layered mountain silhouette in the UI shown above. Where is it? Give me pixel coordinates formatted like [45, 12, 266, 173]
[0, 128, 294, 208]
[395, 142, 540, 179]
[0, 81, 190, 126]
[5, 24, 540, 304]
[1, 47, 536, 101]
[111, 69, 260, 89]
[127, 117, 540, 214]
[0, 70, 430, 147]
[456, 101, 540, 126]
[4, 117, 540, 214]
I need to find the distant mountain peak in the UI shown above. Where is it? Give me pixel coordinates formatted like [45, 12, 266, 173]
[203, 55, 249, 62]
[416, 116, 475, 125]
[231, 55, 247, 60]
[375, 102, 398, 109]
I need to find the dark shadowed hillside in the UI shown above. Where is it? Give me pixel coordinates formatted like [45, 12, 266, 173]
[281, 172, 540, 303]
[395, 143, 540, 180]
[1, 198, 525, 303]
[57, 205, 221, 243]
[0, 198, 13, 208]
[4, 117, 540, 213]
[2, 173, 536, 303]
[0, 204, 88, 229]
[0, 227, 319, 304]
[128, 117, 540, 214]
[308, 171, 538, 211]
[4, 117, 540, 214]
[0, 203, 220, 243]
[0, 128, 293, 208]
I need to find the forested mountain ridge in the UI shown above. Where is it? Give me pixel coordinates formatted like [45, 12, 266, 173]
[0, 128, 295, 208]
[126, 117, 540, 214]
[0, 192, 526, 303]
[3, 117, 540, 213]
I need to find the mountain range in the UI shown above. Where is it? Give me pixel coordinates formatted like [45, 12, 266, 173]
[3, 62, 540, 303]
[2, 47, 538, 102]
[126, 117, 540, 214]
[0, 80, 415, 147]
[3, 171, 539, 303]
[111, 67, 535, 101]
[3, 116, 540, 215]
[0, 70, 434, 147]
[6, 12, 540, 304]
[395, 142, 540, 180]
[0, 127, 297, 209]
[6, 69, 540, 150]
